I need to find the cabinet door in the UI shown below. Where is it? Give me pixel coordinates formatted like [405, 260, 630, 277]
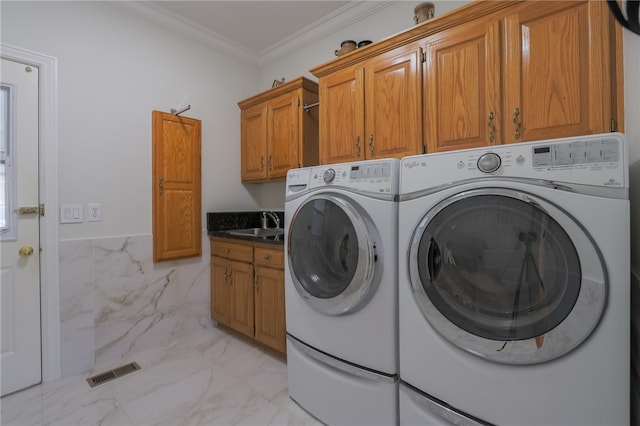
[241, 103, 268, 181]
[268, 92, 299, 179]
[365, 46, 423, 159]
[503, 1, 614, 143]
[210, 256, 230, 325]
[152, 111, 201, 261]
[228, 260, 254, 338]
[254, 266, 286, 353]
[319, 65, 365, 164]
[423, 18, 501, 153]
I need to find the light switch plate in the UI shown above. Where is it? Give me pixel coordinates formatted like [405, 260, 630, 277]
[60, 204, 83, 223]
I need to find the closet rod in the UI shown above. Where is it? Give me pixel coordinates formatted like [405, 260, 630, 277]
[171, 105, 191, 116]
[303, 102, 319, 112]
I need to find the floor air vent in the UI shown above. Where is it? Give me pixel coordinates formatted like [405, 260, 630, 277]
[86, 362, 141, 388]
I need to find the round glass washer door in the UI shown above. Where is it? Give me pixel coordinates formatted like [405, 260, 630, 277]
[408, 188, 607, 364]
[288, 193, 378, 316]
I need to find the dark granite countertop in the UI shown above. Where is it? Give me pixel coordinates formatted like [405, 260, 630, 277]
[207, 211, 284, 246]
[209, 230, 284, 245]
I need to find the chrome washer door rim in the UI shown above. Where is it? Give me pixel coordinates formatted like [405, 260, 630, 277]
[408, 188, 607, 364]
[288, 193, 377, 316]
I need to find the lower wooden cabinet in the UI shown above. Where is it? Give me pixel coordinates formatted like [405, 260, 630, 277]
[254, 247, 286, 354]
[210, 238, 286, 354]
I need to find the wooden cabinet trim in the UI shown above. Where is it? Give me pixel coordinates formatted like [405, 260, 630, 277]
[238, 77, 318, 109]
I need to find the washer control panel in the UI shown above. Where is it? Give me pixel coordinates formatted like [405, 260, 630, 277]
[400, 133, 627, 192]
[532, 139, 620, 167]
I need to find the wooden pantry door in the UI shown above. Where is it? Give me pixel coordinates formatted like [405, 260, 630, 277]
[152, 111, 201, 261]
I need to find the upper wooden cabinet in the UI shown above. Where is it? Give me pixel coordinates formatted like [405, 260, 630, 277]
[310, 0, 623, 155]
[314, 45, 422, 164]
[424, 0, 624, 152]
[238, 77, 319, 182]
[502, 0, 620, 143]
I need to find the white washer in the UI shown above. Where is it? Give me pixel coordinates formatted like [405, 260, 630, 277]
[398, 133, 630, 426]
[285, 159, 399, 426]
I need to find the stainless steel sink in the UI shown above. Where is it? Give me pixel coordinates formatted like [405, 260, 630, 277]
[226, 227, 284, 237]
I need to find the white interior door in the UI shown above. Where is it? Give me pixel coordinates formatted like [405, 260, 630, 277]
[1, 57, 42, 396]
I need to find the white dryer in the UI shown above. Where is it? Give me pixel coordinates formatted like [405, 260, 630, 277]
[285, 159, 399, 426]
[398, 133, 630, 426]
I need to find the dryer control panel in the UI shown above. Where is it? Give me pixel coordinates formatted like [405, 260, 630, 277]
[287, 159, 399, 195]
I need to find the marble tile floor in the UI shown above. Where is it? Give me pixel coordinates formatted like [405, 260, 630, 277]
[1, 327, 322, 426]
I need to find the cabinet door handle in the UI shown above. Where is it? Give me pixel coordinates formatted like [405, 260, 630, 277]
[513, 107, 521, 140]
[159, 177, 164, 195]
[369, 134, 374, 158]
[268, 155, 272, 171]
[261, 156, 264, 171]
[355, 136, 361, 159]
[488, 112, 496, 143]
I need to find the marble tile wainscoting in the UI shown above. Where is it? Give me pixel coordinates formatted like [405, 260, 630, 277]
[59, 232, 213, 377]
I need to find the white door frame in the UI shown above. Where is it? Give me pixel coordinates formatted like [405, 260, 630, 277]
[1, 44, 60, 382]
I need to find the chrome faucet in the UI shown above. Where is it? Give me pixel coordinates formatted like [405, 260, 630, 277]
[261, 211, 280, 229]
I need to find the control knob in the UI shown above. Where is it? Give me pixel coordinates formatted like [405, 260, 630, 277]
[477, 152, 501, 173]
[323, 168, 336, 183]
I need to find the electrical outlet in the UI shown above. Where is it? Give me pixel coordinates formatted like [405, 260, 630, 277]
[87, 203, 102, 222]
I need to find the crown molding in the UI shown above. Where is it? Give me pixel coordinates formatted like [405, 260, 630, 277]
[108, 1, 258, 65]
[108, 1, 396, 68]
[258, 1, 397, 67]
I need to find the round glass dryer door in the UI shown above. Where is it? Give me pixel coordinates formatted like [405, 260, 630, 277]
[409, 188, 607, 364]
[288, 194, 377, 316]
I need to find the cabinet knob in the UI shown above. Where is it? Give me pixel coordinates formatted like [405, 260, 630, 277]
[264, 255, 271, 261]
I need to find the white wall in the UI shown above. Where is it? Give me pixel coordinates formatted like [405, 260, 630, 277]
[1, 1, 265, 240]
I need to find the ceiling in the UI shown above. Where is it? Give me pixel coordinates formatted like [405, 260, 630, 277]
[114, 1, 392, 65]
[150, 1, 351, 53]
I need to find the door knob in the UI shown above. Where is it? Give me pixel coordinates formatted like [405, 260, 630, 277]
[19, 246, 34, 257]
